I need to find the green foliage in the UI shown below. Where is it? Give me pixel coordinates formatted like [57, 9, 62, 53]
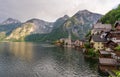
[109, 70, 120, 77]
[84, 42, 91, 48]
[87, 48, 98, 57]
[100, 4, 120, 25]
[0, 32, 6, 41]
[25, 28, 68, 42]
[85, 31, 91, 37]
[115, 45, 120, 51]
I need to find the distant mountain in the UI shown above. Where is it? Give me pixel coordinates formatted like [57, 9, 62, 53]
[0, 18, 21, 40]
[52, 15, 69, 29]
[0, 10, 102, 42]
[1, 18, 21, 25]
[25, 10, 102, 42]
[5, 18, 54, 41]
[0, 18, 21, 34]
[62, 10, 102, 38]
[6, 23, 35, 41]
[26, 18, 53, 34]
[24, 15, 70, 41]
[39, 10, 102, 41]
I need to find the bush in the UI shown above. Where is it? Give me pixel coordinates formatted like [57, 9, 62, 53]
[87, 48, 98, 57]
[115, 45, 120, 51]
[84, 42, 91, 48]
[109, 70, 120, 77]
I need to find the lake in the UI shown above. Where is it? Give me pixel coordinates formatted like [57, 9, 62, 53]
[0, 42, 101, 77]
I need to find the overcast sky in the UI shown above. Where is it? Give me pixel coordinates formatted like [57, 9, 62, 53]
[0, 0, 120, 22]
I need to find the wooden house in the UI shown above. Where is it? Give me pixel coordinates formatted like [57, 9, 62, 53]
[91, 23, 112, 35]
[99, 50, 111, 58]
[104, 40, 118, 50]
[104, 21, 120, 44]
[105, 30, 120, 44]
[115, 21, 120, 30]
[99, 58, 118, 72]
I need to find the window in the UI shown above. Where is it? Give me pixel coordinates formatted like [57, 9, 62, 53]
[112, 38, 116, 41]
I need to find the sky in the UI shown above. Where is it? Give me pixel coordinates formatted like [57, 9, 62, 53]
[0, 0, 120, 22]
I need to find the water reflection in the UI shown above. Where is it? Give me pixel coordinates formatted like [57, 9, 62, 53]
[0, 42, 101, 77]
[9, 42, 33, 62]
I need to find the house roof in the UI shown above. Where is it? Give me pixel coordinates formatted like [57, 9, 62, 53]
[106, 40, 118, 46]
[115, 21, 120, 28]
[99, 51, 111, 55]
[92, 34, 107, 42]
[93, 23, 112, 29]
[99, 58, 118, 65]
[92, 28, 111, 32]
[105, 31, 120, 40]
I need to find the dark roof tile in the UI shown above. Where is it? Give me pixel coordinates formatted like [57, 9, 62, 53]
[92, 35, 107, 42]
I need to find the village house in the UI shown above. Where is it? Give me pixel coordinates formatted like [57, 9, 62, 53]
[99, 50, 111, 58]
[64, 34, 72, 47]
[97, 21, 120, 73]
[58, 34, 72, 47]
[91, 23, 112, 35]
[104, 40, 118, 50]
[74, 40, 84, 48]
[105, 31, 120, 44]
[115, 21, 120, 30]
[90, 34, 107, 50]
[105, 21, 120, 44]
[99, 58, 118, 72]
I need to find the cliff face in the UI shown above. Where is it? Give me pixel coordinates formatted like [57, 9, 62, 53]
[6, 23, 35, 41]
[26, 19, 53, 34]
[62, 10, 102, 38]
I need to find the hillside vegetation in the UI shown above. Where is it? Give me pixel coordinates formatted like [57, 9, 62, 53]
[100, 4, 120, 25]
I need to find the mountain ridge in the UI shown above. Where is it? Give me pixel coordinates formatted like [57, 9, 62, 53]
[25, 10, 102, 42]
[0, 18, 21, 25]
[0, 10, 102, 42]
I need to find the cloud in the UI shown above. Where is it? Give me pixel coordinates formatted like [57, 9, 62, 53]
[0, 0, 120, 22]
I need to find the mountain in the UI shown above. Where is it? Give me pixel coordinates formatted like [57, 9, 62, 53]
[25, 10, 102, 42]
[100, 4, 120, 25]
[6, 23, 35, 41]
[5, 18, 54, 41]
[0, 18, 21, 25]
[0, 18, 21, 40]
[1, 10, 102, 42]
[26, 18, 53, 34]
[52, 15, 69, 29]
[41, 10, 102, 41]
[24, 15, 70, 41]
[62, 10, 102, 38]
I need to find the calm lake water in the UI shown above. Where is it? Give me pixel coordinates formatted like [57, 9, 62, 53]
[0, 42, 101, 77]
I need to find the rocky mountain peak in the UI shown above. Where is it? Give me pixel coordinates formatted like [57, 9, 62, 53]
[27, 18, 44, 22]
[63, 15, 69, 19]
[1, 18, 21, 25]
[76, 9, 91, 14]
